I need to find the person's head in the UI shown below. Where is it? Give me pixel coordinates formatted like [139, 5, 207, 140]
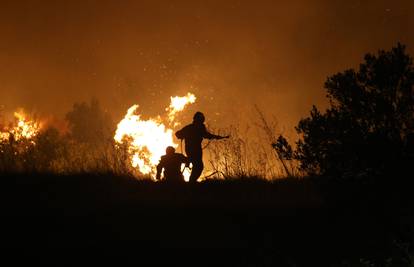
[193, 111, 205, 124]
[166, 146, 175, 155]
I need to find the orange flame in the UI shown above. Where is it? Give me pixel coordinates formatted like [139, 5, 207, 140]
[114, 93, 196, 181]
[0, 110, 41, 142]
[166, 93, 196, 126]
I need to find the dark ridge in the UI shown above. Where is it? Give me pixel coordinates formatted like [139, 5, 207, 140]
[0, 173, 412, 266]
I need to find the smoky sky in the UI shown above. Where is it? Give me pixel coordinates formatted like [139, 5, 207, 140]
[0, 0, 413, 131]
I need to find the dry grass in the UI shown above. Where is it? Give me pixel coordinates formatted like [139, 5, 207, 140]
[1, 107, 303, 181]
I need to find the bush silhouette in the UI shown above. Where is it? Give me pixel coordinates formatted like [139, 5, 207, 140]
[279, 43, 414, 177]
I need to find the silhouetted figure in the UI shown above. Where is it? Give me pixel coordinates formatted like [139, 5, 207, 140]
[175, 112, 229, 183]
[156, 146, 189, 183]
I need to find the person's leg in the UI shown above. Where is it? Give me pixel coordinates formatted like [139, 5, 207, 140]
[169, 173, 185, 183]
[189, 157, 203, 183]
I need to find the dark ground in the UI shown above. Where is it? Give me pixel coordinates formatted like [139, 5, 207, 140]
[0, 173, 413, 266]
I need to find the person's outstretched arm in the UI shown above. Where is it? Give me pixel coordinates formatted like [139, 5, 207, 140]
[202, 125, 229, 140]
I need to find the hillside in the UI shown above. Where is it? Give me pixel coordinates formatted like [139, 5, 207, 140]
[1, 174, 412, 266]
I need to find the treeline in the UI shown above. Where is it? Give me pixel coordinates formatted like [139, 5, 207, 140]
[0, 100, 132, 175]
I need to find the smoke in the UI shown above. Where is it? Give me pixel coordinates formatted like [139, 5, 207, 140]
[0, 0, 413, 133]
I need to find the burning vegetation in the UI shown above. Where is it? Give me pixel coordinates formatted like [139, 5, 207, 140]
[0, 111, 42, 142]
[0, 94, 202, 179]
[114, 93, 196, 180]
[0, 93, 290, 180]
[0, 94, 285, 180]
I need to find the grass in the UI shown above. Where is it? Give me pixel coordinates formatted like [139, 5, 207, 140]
[0, 173, 413, 266]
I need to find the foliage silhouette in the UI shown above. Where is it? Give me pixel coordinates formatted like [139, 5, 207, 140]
[27, 127, 67, 172]
[65, 98, 114, 145]
[278, 43, 414, 177]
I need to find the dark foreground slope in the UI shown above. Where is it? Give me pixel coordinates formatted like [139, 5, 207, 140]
[0, 174, 413, 266]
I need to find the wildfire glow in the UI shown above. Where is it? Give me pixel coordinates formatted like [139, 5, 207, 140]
[0, 111, 41, 142]
[114, 93, 196, 181]
[166, 93, 196, 125]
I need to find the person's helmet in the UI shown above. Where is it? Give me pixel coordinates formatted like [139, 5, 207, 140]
[193, 111, 205, 124]
[166, 146, 175, 155]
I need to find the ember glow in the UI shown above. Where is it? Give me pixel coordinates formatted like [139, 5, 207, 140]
[0, 111, 41, 142]
[114, 93, 196, 181]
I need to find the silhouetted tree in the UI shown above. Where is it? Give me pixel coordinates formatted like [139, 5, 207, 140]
[284, 43, 414, 177]
[272, 135, 293, 161]
[65, 99, 114, 145]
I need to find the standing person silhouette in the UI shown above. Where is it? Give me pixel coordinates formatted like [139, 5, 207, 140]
[175, 112, 229, 183]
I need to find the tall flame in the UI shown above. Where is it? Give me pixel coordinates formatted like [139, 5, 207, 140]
[166, 93, 196, 125]
[114, 93, 196, 181]
[0, 110, 41, 142]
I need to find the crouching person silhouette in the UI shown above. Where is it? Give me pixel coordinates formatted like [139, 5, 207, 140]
[156, 146, 189, 183]
[175, 112, 229, 183]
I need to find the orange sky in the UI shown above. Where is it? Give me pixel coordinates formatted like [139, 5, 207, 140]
[0, 0, 413, 132]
